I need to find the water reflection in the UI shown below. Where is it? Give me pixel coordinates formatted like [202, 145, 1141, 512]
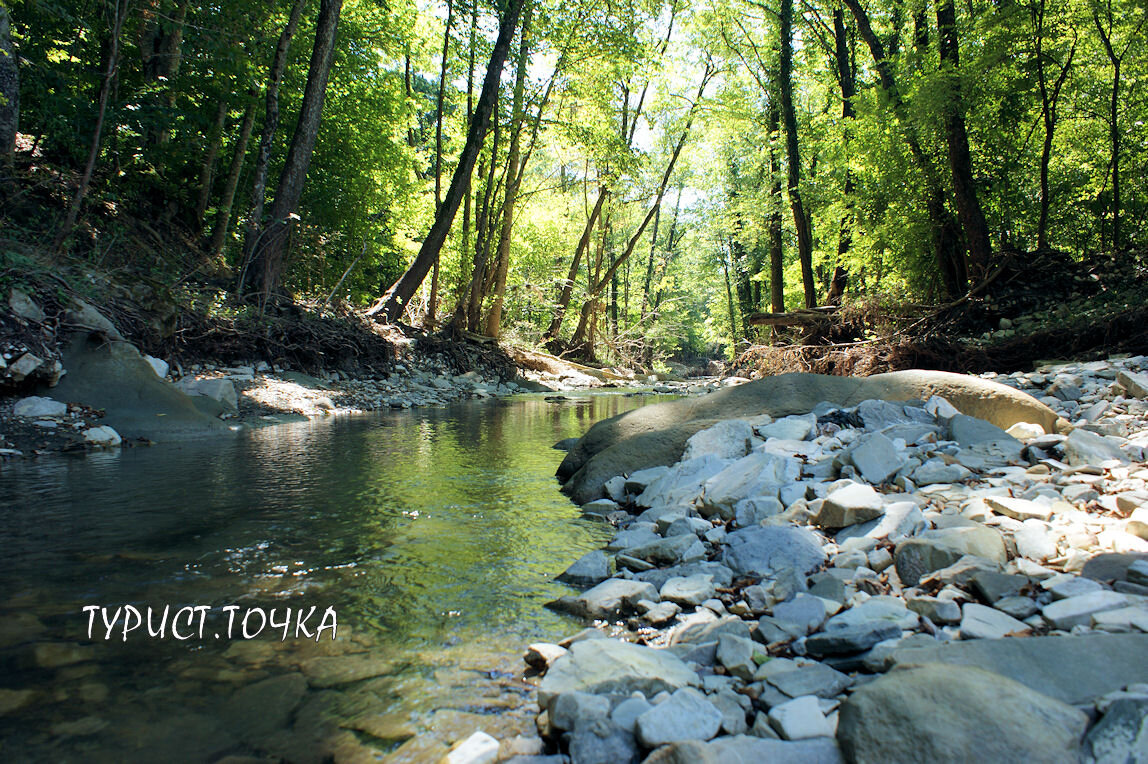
[0, 392, 672, 761]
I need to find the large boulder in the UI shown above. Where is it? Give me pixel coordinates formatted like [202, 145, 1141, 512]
[558, 371, 1065, 503]
[894, 525, 1007, 586]
[721, 526, 827, 579]
[44, 334, 230, 440]
[836, 664, 1087, 764]
[536, 640, 699, 713]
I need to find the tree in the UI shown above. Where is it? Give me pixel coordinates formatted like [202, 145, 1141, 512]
[779, 0, 816, 307]
[245, 0, 345, 304]
[0, 3, 17, 173]
[368, 0, 526, 324]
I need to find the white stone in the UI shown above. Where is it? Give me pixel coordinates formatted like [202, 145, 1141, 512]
[768, 695, 834, 740]
[986, 496, 1054, 522]
[1042, 592, 1129, 630]
[683, 419, 755, 461]
[660, 575, 716, 607]
[959, 603, 1031, 639]
[176, 377, 239, 413]
[13, 396, 67, 418]
[1006, 422, 1046, 439]
[925, 396, 962, 420]
[8, 352, 44, 381]
[143, 355, 169, 378]
[82, 426, 122, 448]
[758, 414, 817, 442]
[444, 730, 500, 764]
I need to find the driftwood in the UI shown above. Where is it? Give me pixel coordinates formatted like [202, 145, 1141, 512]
[747, 305, 838, 326]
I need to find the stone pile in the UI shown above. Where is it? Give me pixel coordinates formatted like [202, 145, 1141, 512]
[510, 356, 1148, 764]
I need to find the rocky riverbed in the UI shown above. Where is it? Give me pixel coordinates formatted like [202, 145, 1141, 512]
[435, 356, 1148, 763]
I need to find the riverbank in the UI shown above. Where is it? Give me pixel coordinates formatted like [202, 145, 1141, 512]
[451, 357, 1148, 763]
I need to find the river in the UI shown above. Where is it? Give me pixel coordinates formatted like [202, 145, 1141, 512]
[0, 392, 672, 762]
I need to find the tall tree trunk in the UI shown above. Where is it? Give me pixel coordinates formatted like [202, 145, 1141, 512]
[780, 0, 816, 308]
[237, 0, 306, 293]
[1034, 0, 1074, 251]
[639, 196, 663, 322]
[195, 101, 228, 225]
[140, 0, 189, 145]
[208, 98, 257, 259]
[427, 0, 455, 328]
[843, 0, 967, 296]
[368, 0, 526, 323]
[768, 101, 785, 315]
[248, 0, 344, 304]
[722, 239, 738, 352]
[54, 0, 129, 253]
[450, 2, 480, 327]
[832, 6, 856, 301]
[936, 0, 991, 274]
[544, 188, 607, 341]
[466, 103, 501, 332]
[485, 3, 533, 339]
[0, 5, 18, 173]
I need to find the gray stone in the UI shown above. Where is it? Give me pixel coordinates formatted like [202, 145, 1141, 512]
[557, 550, 611, 588]
[856, 399, 913, 429]
[758, 413, 817, 441]
[700, 452, 799, 518]
[143, 355, 169, 378]
[637, 455, 729, 508]
[65, 298, 124, 340]
[635, 687, 722, 747]
[890, 634, 1148, 705]
[836, 501, 927, 544]
[537, 640, 699, 712]
[7, 352, 43, 381]
[176, 377, 239, 414]
[895, 525, 1007, 586]
[722, 526, 827, 578]
[82, 426, 122, 447]
[906, 596, 961, 625]
[949, 414, 1024, 459]
[1042, 591, 1129, 630]
[222, 674, 307, 740]
[912, 458, 972, 485]
[8, 289, 46, 323]
[1064, 428, 1129, 466]
[682, 419, 755, 461]
[642, 734, 843, 764]
[567, 718, 640, 764]
[607, 525, 659, 552]
[624, 466, 670, 495]
[524, 643, 567, 671]
[1084, 554, 1148, 584]
[1129, 560, 1148, 587]
[550, 690, 611, 731]
[610, 695, 653, 733]
[660, 575, 716, 607]
[767, 662, 852, 698]
[985, 496, 1054, 522]
[804, 622, 901, 657]
[824, 595, 916, 631]
[767, 695, 834, 740]
[582, 498, 621, 519]
[772, 594, 828, 636]
[625, 534, 704, 566]
[837, 664, 1087, 764]
[994, 596, 1039, 620]
[733, 496, 784, 527]
[710, 690, 750, 735]
[604, 475, 628, 502]
[970, 571, 1030, 603]
[717, 634, 766, 680]
[548, 578, 659, 620]
[814, 482, 885, 529]
[850, 432, 906, 484]
[959, 603, 1032, 639]
[1082, 697, 1148, 763]
[1117, 370, 1148, 398]
[13, 396, 67, 418]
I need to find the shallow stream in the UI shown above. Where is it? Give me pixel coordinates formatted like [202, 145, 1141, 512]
[0, 392, 671, 762]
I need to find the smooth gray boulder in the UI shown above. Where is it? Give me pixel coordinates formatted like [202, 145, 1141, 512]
[537, 640, 699, 712]
[44, 334, 229, 440]
[558, 371, 1065, 503]
[895, 525, 1007, 586]
[567, 718, 640, 764]
[643, 734, 843, 764]
[1064, 428, 1129, 466]
[948, 414, 1024, 459]
[682, 419, 754, 461]
[890, 634, 1148, 705]
[722, 526, 827, 578]
[546, 578, 657, 620]
[557, 550, 612, 588]
[1082, 698, 1148, 764]
[849, 432, 906, 484]
[635, 688, 722, 747]
[837, 664, 1087, 764]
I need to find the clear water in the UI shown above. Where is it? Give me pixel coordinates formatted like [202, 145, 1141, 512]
[0, 392, 671, 762]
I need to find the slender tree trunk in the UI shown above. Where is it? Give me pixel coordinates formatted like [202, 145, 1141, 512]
[466, 102, 501, 331]
[936, 0, 991, 274]
[237, 0, 306, 292]
[639, 197, 663, 321]
[208, 99, 257, 258]
[544, 188, 607, 341]
[843, 0, 967, 296]
[780, 0, 816, 308]
[485, 3, 533, 338]
[768, 101, 785, 315]
[450, 3, 480, 327]
[0, 5, 19, 173]
[195, 101, 228, 225]
[55, 0, 129, 253]
[1034, 0, 1074, 251]
[248, 0, 344, 304]
[1091, 10, 1137, 252]
[369, 0, 526, 323]
[722, 239, 738, 352]
[832, 7, 856, 299]
[426, 0, 455, 328]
